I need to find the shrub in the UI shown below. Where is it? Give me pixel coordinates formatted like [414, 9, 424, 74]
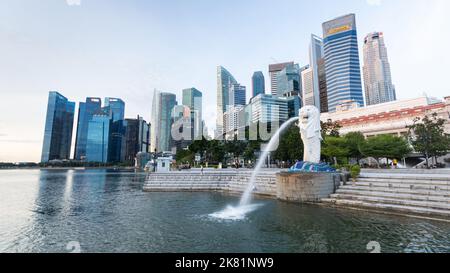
[350, 165, 361, 181]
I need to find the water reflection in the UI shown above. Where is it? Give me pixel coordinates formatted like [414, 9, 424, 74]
[0, 170, 449, 253]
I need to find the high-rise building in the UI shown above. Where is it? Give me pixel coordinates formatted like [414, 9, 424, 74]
[306, 34, 325, 109]
[229, 83, 246, 106]
[269, 62, 294, 96]
[276, 63, 302, 98]
[363, 32, 396, 106]
[123, 116, 150, 163]
[86, 113, 111, 163]
[41, 91, 75, 163]
[323, 14, 364, 112]
[224, 105, 245, 137]
[182, 88, 203, 140]
[249, 94, 289, 125]
[251, 71, 265, 98]
[104, 98, 125, 122]
[171, 105, 194, 152]
[151, 91, 177, 153]
[216, 66, 237, 137]
[318, 58, 329, 113]
[301, 67, 315, 106]
[74, 97, 102, 160]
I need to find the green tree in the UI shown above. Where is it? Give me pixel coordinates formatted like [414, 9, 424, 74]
[273, 123, 304, 162]
[321, 136, 350, 165]
[359, 134, 412, 166]
[321, 119, 342, 137]
[175, 149, 194, 163]
[343, 132, 366, 163]
[188, 137, 209, 162]
[407, 113, 450, 167]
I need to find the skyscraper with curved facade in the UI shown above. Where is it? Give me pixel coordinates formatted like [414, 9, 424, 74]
[363, 32, 396, 106]
[251, 71, 265, 98]
[151, 90, 177, 153]
[216, 66, 237, 138]
[322, 14, 364, 112]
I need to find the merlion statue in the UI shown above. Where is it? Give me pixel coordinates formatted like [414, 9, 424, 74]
[299, 106, 322, 164]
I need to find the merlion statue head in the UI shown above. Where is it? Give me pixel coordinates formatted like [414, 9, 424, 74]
[299, 106, 322, 140]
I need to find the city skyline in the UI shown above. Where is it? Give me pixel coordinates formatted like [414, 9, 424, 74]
[1, 0, 450, 162]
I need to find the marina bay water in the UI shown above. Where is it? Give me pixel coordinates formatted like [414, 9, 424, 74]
[1, 169, 450, 253]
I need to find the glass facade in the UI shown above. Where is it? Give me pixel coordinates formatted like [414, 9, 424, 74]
[151, 91, 177, 153]
[216, 66, 237, 137]
[74, 97, 102, 160]
[229, 83, 246, 106]
[104, 98, 125, 122]
[252, 71, 265, 98]
[363, 32, 396, 106]
[86, 114, 111, 163]
[276, 63, 301, 97]
[182, 88, 203, 140]
[323, 14, 364, 112]
[41, 91, 75, 162]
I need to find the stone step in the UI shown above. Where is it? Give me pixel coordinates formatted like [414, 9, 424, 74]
[336, 189, 450, 203]
[359, 175, 450, 182]
[353, 181, 449, 191]
[321, 198, 450, 218]
[357, 178, 450, 186]
[339, 185, 450, 197]
[330, 193, 450, 211]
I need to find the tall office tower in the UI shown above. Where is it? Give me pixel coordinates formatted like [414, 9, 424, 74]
[363, 32, 396, 106]
[229, 83, 247, 106]
[307, 34, 325, 109]
[302, 67, 314, 106]
[277, 63, 303, 118]
[123, 116, 150, 163]
[182, 88, 203, 140]
[74, 97, 102, 160]
[249, 94, 289, 124]
[318, 58, 329, 113]
[251, 71, 265, 98]
[276, 63, 301, 97]
[150, 91, 177, 153]
[323, 14, 364, 112]
[171, 105, 193, 152]
[104, 98, 125, 122]
[216, 66, 237, 138]
[41, 91, 75, 162]
[269, 62, 294, 96]
[103, 98, 126, 162]
[86, 113, 111, 163]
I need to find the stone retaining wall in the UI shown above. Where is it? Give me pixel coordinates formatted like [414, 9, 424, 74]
[143, 170, 278, 197]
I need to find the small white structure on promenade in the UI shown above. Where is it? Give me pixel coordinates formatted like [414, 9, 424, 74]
[156, 157, 172, 173]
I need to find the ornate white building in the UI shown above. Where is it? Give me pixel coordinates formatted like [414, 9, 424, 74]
[321, 96, 450, 137]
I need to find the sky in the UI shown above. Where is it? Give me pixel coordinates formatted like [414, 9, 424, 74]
[0, 0, 449, 163]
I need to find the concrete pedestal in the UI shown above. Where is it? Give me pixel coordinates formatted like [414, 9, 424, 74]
[276, 172, 340, 203]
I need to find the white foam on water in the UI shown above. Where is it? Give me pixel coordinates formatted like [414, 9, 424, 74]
[209, 204, 263, 221]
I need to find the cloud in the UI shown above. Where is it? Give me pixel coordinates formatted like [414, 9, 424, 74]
[66, 0, 81, 6]
[366, 0, 382, 6]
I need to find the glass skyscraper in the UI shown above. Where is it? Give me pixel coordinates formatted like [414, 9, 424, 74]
[251, 71, 265, 98]
[363, 32, 396, 106]
[229, 83, 246, 106]
[104, 98, 125, 122]
[41, 91, 75, 163]
[182, 88, 203, 141]
[151, 91, 177, 153]
[216, 66, 237, 137]
[322, 14, 364, 112]
[269, 62, 294, 96]
[86, 113, 111, 163]
[74, 97, 102, 160]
